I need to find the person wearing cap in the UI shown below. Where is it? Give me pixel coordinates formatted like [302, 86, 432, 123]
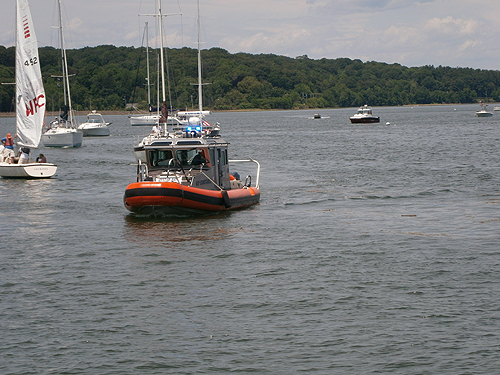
[1, 133, 15, 163]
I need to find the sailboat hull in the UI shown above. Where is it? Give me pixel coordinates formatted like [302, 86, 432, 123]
[129, 114, 161, 126]
[124, 181, 260, 215]
[42, 129, 83, 147]
[0, 162, 57, 178]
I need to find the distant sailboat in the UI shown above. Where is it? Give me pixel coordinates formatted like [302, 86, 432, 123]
[41, 0, 83, 147]
[0, 0, 57, 178]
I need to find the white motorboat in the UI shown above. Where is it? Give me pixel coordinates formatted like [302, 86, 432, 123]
[0, 0, 57, 179]
[41, 0, 82, 148]
[475, 103, 493, 117]
[350, 105, 380, 123]
[78, 110, 111, 136]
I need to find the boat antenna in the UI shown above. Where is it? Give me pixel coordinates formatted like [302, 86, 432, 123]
[197, 0, 202, 114]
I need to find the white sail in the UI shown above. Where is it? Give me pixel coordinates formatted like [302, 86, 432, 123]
[15, 0, 46, 149]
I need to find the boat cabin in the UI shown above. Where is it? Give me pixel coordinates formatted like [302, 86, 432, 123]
[138, 135, 236, 190]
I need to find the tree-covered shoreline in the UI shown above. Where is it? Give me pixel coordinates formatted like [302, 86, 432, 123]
[1, 44, 499, 112]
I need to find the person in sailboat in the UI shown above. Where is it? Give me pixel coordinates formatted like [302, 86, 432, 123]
[18, 147, 30, 164]
[36, 154, 47, 163]
[1, 133, 16, 163]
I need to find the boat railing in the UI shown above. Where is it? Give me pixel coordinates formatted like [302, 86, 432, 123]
[137, 160, 148, 182]
[229, 158, 260, 189]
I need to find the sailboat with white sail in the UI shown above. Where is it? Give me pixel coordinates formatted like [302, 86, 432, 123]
[0, 0, 57, 178]
[41, 0, 83, 148]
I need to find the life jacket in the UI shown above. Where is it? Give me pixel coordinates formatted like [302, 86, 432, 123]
[4, 137, 14, 148]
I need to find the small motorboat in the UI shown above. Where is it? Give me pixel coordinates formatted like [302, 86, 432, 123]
[313, 113, 321, 119]
[350, 105, 380, 123]
[78, 110, 111, 136]
[475, 103, 493, 117]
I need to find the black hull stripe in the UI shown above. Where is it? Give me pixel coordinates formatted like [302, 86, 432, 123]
[124, 187, 183, 199]
[124, 187, 260, 209]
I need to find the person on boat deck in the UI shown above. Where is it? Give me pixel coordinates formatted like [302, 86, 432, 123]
[152, 123, 161, 135]
[36, 153, 47, 163]
[1, 133, 16, 163]
[159, 101, 168, 123]
[18, 147, 30, 164]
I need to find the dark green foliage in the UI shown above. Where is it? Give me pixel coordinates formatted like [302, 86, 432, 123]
[0, 44, 499, 112]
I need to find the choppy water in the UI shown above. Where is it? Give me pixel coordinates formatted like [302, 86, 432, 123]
[1, 104, 499, 374]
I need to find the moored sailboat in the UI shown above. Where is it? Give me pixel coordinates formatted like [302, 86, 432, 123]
[0, 0, 57, 179]
[41, 0, 83, 147]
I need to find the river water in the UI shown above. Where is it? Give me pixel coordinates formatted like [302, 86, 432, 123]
[1, 104, 499, 374]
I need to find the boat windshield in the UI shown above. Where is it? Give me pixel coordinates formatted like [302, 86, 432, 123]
[176, 149, 207, 167]
[149, 149, 174, 167]
[148, 148, 208, 168]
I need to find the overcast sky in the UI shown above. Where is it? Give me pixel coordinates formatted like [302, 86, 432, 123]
[1, 0, 500, 70]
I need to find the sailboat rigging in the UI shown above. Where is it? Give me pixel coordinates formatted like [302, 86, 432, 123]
[41, 0, 83, 147]
[129, 22, 162, 126]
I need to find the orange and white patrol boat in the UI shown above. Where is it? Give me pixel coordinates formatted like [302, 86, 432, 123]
[123, 118, 261, 215]
[124, 0, 259, 215]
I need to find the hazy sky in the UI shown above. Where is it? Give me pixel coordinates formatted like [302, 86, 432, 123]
[2, 0, 500, 70]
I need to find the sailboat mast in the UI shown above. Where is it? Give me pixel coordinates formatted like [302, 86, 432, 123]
[197, 0, 203, 114]
[57, 0, 66, 107]
[58, 0, 73, 125]
[157, 0, 166, 104]
[140, 2, 181, 112]
[145, 22, 151, 107]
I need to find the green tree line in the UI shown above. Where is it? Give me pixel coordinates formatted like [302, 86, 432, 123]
[1, 44, 499, 112]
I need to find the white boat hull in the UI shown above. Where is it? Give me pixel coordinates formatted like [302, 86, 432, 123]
[475, 111, 493, 117]
[0, 162, 57, 178]
[78, 124, 110, 136]
[42, 129, 83, 147]
[129, 114, 161, 126]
